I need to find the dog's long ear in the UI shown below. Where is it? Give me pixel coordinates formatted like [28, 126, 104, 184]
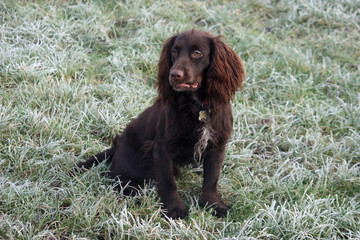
[205, 37, 245, 105]
[156, 34, 177, 102]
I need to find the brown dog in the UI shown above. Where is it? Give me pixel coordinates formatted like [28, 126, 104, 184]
[76, 29, 245, 218]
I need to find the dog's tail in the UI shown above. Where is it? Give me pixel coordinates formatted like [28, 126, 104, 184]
[76, 146, 115, 170]
[75, 137, 118, 170]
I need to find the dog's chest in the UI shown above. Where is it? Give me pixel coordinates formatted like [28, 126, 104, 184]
[193, 111, 214, 165]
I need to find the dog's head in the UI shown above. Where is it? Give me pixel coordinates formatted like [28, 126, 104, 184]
[157, 29, 245, 105]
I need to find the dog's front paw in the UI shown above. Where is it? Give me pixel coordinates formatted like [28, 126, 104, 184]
[164, 204, 188, 219]
[213, 203, 229, 217]
[201, 192, 229, 218]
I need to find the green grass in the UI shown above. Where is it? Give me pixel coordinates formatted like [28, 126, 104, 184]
[1, 0, 359, 239]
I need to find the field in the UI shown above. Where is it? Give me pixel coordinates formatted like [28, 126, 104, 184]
[1, 0, 360, 239]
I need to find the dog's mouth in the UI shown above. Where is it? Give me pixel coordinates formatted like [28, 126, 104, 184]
[173, 82, 199, 91]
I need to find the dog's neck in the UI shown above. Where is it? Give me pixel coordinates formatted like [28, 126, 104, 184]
[190, 93, 208, 109]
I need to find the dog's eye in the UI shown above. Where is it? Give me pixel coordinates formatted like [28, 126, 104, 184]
[191, 50, 203, 58]
[171, 49, 178, 57]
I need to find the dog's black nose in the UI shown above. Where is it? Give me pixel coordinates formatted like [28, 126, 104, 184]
[170, 69, 184, 80]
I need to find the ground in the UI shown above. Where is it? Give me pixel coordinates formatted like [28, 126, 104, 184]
[1, 0, 359, 239]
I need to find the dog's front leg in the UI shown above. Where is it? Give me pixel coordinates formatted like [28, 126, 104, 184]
[202, 145, 229, 217]
[153, 140, 188, 219]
